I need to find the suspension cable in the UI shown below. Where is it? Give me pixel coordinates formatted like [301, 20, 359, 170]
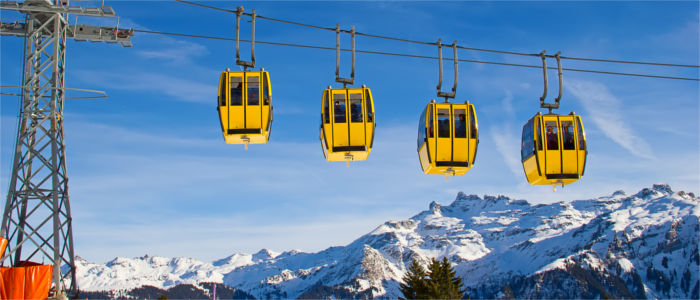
[173, 0, 700, 69]
[133, 29, 700, 82]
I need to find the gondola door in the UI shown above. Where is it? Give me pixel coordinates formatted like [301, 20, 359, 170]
[452, 107, 468, 164]
[245, 74, 261, 130]
[331, 90, 348, 150]
[435, 105, 452, 163]
[228, 74, 244, 132]
[348, 91, 365, 150]
[542, 116, 561, 176]
[559, 117, 578, 175]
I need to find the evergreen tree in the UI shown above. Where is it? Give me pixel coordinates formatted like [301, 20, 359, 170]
[427, 257, 466, 299]
[401, 257, 466, 299]
[400, 259, 429, 299]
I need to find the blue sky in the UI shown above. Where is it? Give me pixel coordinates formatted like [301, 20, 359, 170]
[1, 1, 698, 263]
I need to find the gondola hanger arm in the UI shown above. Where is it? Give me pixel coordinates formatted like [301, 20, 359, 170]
[436, 39, 458, 102]
[235, 6, 255, 69]
[539, 50, 563, 113]
[335, 24, 355, 87]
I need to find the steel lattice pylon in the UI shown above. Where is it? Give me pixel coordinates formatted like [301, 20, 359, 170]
[1, 2, 76, 296]
[0, 0, 132, 297]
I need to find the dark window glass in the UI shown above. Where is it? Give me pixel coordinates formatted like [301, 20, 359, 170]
[323, 92, 330, 124]
[454, 109, 467, 138]
[333, 94, 346, 123]
[365, 90, 373, 122]
[521, 118, 535, 161]
[562, 121, 575, 150]
[247, 76, 259, 105]
[350, 94, 363, 123]
[428, 105, 434, 138]
[219, 74, 226, 106]
[418, 107, 427, 150]
[577, 117, 586, 150]
[230, 76, 243, 106]
[438, 109, 450, 138]
[469, 106, 478, 139]
[263, 74, 270, 105]
[545, 121, 559, 150]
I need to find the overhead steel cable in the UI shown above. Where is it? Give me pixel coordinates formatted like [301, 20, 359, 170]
[132, 29, 699, 82]
[173, 0, 700, 69]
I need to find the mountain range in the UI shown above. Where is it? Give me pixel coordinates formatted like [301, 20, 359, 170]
[75, 184, 699, 299]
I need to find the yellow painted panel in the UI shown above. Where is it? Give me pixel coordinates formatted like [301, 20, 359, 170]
[523, 155, 540, 184]
[348, 92, 365, 147]
[576, 116, 587, 176]
[418, 143, 430, 173]
[364, 88, 375, 148]
[468, 104, 478, 164]
[321, 90, 332, 155]
[262, 71, 272, 132]
[218, 73, 228, 135]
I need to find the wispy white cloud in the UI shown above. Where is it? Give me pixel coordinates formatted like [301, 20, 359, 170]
[137, 38, 209, 65]
[490, 91, 522, 178]
[651, 18, 700, 57]
[491, 127, 521, 178]
[73, 70, 215, 103]
[567, 79, 655, 160]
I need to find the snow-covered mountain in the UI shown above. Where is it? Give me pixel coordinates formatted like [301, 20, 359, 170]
[76, 184, 699, 299]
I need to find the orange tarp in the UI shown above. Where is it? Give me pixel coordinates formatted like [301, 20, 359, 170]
[0, 262, 52, 300]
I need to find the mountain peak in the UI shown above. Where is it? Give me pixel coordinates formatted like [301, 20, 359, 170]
[612, 190, 626, 197]
[429, 201, 442, 215]
[634, 183, 675, 199]
[652, 183, 673, 194]
[253, 248, 279, 261]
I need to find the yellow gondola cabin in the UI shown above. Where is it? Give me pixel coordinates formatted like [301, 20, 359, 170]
[217, 69, 272, 148]
[320, 85, 375, 163]
[417, 101, 478, 176]
[521, 112, 587, 186]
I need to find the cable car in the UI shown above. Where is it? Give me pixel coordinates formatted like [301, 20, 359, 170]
[320, 85, 375, 163]
[217, 68, 272, 148]
[521, 51, 587, 188]
[417, 39, 478, 178]
[417, 100, 478, 176]
[521, 112, 587, 186]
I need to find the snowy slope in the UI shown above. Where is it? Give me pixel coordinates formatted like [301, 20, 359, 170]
[75, 249, 279, 292]
[75, 184, 699, 299]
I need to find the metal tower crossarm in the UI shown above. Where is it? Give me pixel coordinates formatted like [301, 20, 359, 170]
[1, 0, 132, 298]
[1, 0, 133, 47]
